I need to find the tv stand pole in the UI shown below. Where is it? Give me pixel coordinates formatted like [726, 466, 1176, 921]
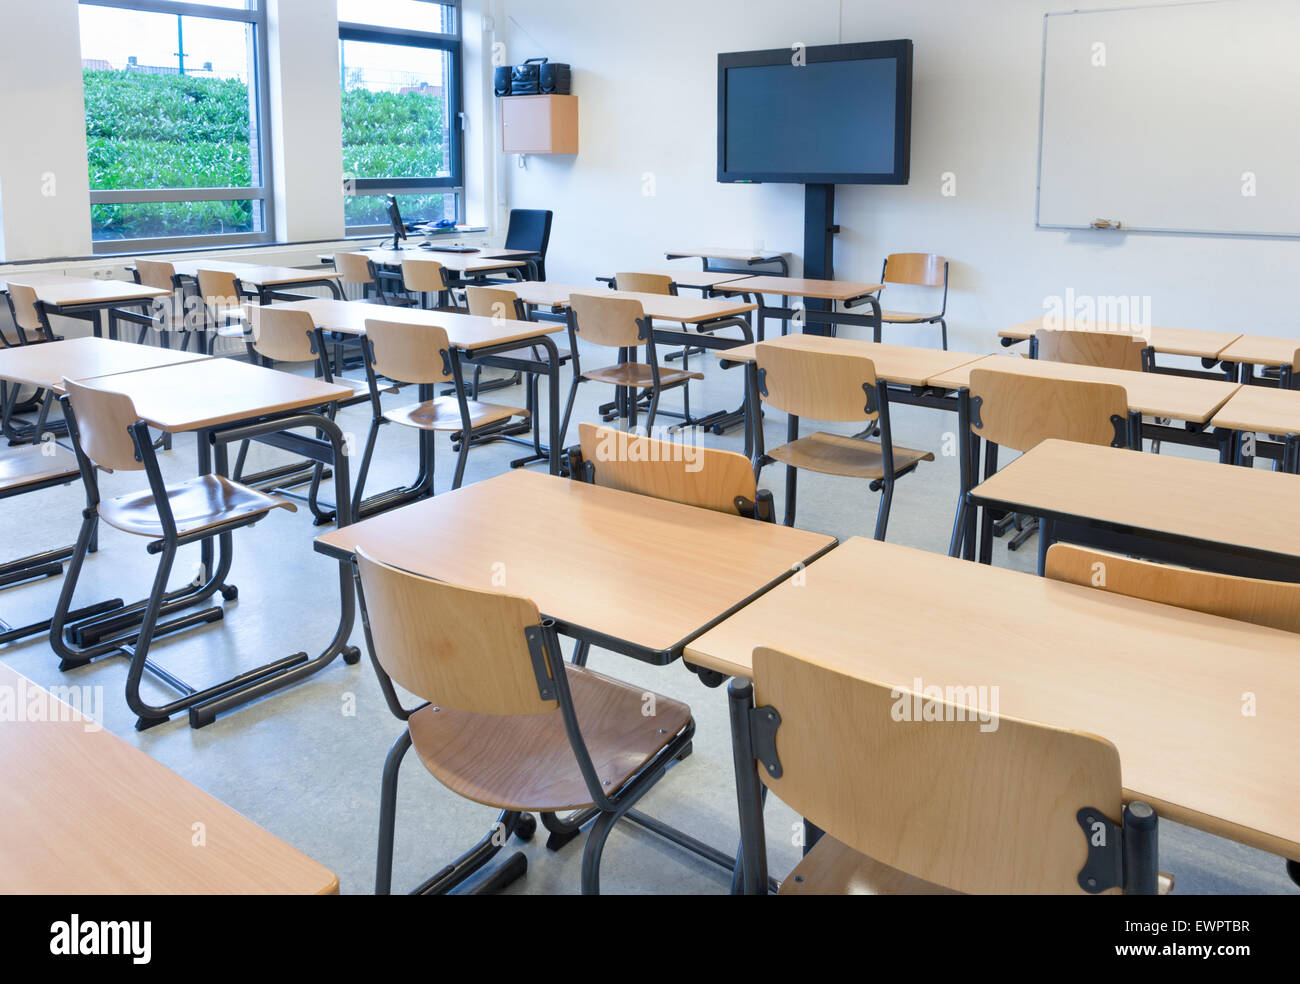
[802, 183, 838, 335]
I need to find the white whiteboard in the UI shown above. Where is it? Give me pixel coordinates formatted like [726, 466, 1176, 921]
[1036, 0, 1300, 238]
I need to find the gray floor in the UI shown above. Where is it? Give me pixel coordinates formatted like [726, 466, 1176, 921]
[1, 328, 1295, 895]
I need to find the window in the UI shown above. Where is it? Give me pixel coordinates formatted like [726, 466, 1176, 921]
[339, 0, 462, 232]
[79, 0, 271, 251]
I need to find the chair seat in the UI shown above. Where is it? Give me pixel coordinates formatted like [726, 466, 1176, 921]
[781, 834, 1175, 895]
[767, 431, 934, 479]
[583, 362, 703, 388]
[406, 664, 692, 812]
[98, 474, 295, 539]
[493, 344, 573, 365]
[0, 443, 79, 495]
[879, 309, 941, 324]
[383, 396, 527, 432]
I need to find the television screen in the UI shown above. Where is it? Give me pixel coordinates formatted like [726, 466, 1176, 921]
[717, 40, 912, 184]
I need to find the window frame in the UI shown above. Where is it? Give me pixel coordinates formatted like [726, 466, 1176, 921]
[339, 0, 464, 234]
[80, 0, 275, 254]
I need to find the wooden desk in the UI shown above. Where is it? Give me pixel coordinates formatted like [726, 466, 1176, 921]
[620, 269, 754, 290]
[719, 275, 885, 302]
[1212, 385, 1300, 435]
[721, 334, 983, 388]
[512, 284, 757, 323]
[999, 316, 1241, 361]
[270, 297, 563, 350]
[0, 336, 207, 393]
[684, 536, 1300, 860]
[929, 353, 1240, 424]
[969, 438, 1300, 581]
[170, 260, 343, 293]
[0, 662, 337, 893]
[315, 469, 836, 663]
[355, 248, 525, 276]
[1218, 334, 1300, 369]
[6, 276, 171, 340]
[666, 247, 789, 264]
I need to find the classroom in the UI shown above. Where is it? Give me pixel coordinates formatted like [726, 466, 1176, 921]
[0, 0, 1296, 923]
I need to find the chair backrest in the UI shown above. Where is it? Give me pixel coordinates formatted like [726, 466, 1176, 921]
[5, 283, 45, 335]
[334, 251, 377, 286]
[364, 318, 453, 384]
[1036, 329, 1146, 372]
[613, 272, 672, 295]
[504, 208, 553, 257]
[464, 285, 521, 321]
[1290, 347, 1300, 373]
[568, 292, 644, 348]
[578, 422, 758, 515]
[246, 305, 316, 364]
[354, 547, 558, 716]
[967, 368, 1129, 452]
[400, 256, 446, 294]
[1046, 543, 1300, 635]
[61, 376, 144, 472]
[196, 269, 241, 309]
[751, 645, 1123, 894]
[882, 253, 947, 287]
[754, 343, 879, 423]
[134, 259, 176, 291]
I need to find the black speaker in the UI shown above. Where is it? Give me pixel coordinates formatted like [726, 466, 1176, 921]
[540, 62, 571, 94]
[493, 66, 512, 97]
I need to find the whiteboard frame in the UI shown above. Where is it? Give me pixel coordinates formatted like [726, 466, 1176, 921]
[1033, 0, 1300, 241]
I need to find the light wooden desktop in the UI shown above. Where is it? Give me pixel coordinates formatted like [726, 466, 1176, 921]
[717, 275, 885, 302]
[270, 297, 564, 350]
[169, 259, 343, 289]
[0, 336, 208, 393]
[721, 334, 983, 388]
[351, 248, 525, 276]
[0, 662, 338, 894]
[511, 284, 757, 323]
[999, 316, 1241, 361]
[7, 276, 170, 308]
[81, 359, 352, 433]
[969, 439, 1300, 561]
[626, 269, 754, 289]
[930, 353, 1241, 423]
[1217, 334, 1300, 369]
[315, 469, 835, 661]
[1212, 386, 1300, 435]
[685, 535, 1300, 859]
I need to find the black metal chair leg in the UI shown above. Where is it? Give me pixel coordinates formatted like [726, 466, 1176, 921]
[873, 479, 894, 541]
[376, 729, 413, 895]
[580, 810, 618, 895]
[122, 538, 180, 729]
[783, 465, 798, 527]
[350, 419, 383, 519]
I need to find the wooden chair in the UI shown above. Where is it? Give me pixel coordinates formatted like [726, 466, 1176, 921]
[562, 292, 702, 437]
[196, 269, 251, 355]
[753, 342, 933, 538]
[335, 251, 407, 306]
[1034, 328, 1148, 372]
[613, 272, 673, 294]
[878, 253, 949, 349]
[575, 422, 773, 521]
[127, 259, 198, 351]
[356, 548, 694, 895]
[350, 318, 529, 518]
[951, 368, 1141, 565]
[729, 646, 1169, 895]
[1045, 543, 1300, 634]
[3, 283, 56, 345]
[50, 376, 297, 730]
[1, 284, 63, 444]
[399, 256, 453, 310]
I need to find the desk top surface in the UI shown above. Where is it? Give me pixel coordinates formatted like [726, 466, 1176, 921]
[271, 298, 562, 349]
[665, 247, 789, 262]
[999, 317, 1242, 360]
[0, 337, 208, 391]
[170, 260, 341, 287]
[722, 334, 984, 388]
[1218, 334, 1300, 368]
[7, 276, 170, 308]
[717, 275, 885, 301]
[929, 353, 1241, 423]
[0, 662, 338, 894]
[684, 535, 1300, 858]
[1211, 385, 1300, 435]
[354, 248, 525, 274]
[973, 439, 1300, 560]
[624, 269, 754, 289]
[85, 358, 352, 433]
[511, 284, 757, 323]
[316, 470, 835, 658]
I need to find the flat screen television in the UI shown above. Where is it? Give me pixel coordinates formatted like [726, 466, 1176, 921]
[717, 40, 913, 185]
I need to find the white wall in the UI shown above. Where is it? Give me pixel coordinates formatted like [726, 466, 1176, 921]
[501, 0, 1300, 352]
[0, 0, 93, 260]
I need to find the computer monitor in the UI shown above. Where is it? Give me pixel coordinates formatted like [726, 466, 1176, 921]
[385, 195, 407, 249]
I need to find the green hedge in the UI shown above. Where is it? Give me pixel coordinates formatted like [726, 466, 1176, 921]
[85, 69, 447, 239]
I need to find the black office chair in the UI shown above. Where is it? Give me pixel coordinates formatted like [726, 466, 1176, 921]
[504, 209, 553, 280]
